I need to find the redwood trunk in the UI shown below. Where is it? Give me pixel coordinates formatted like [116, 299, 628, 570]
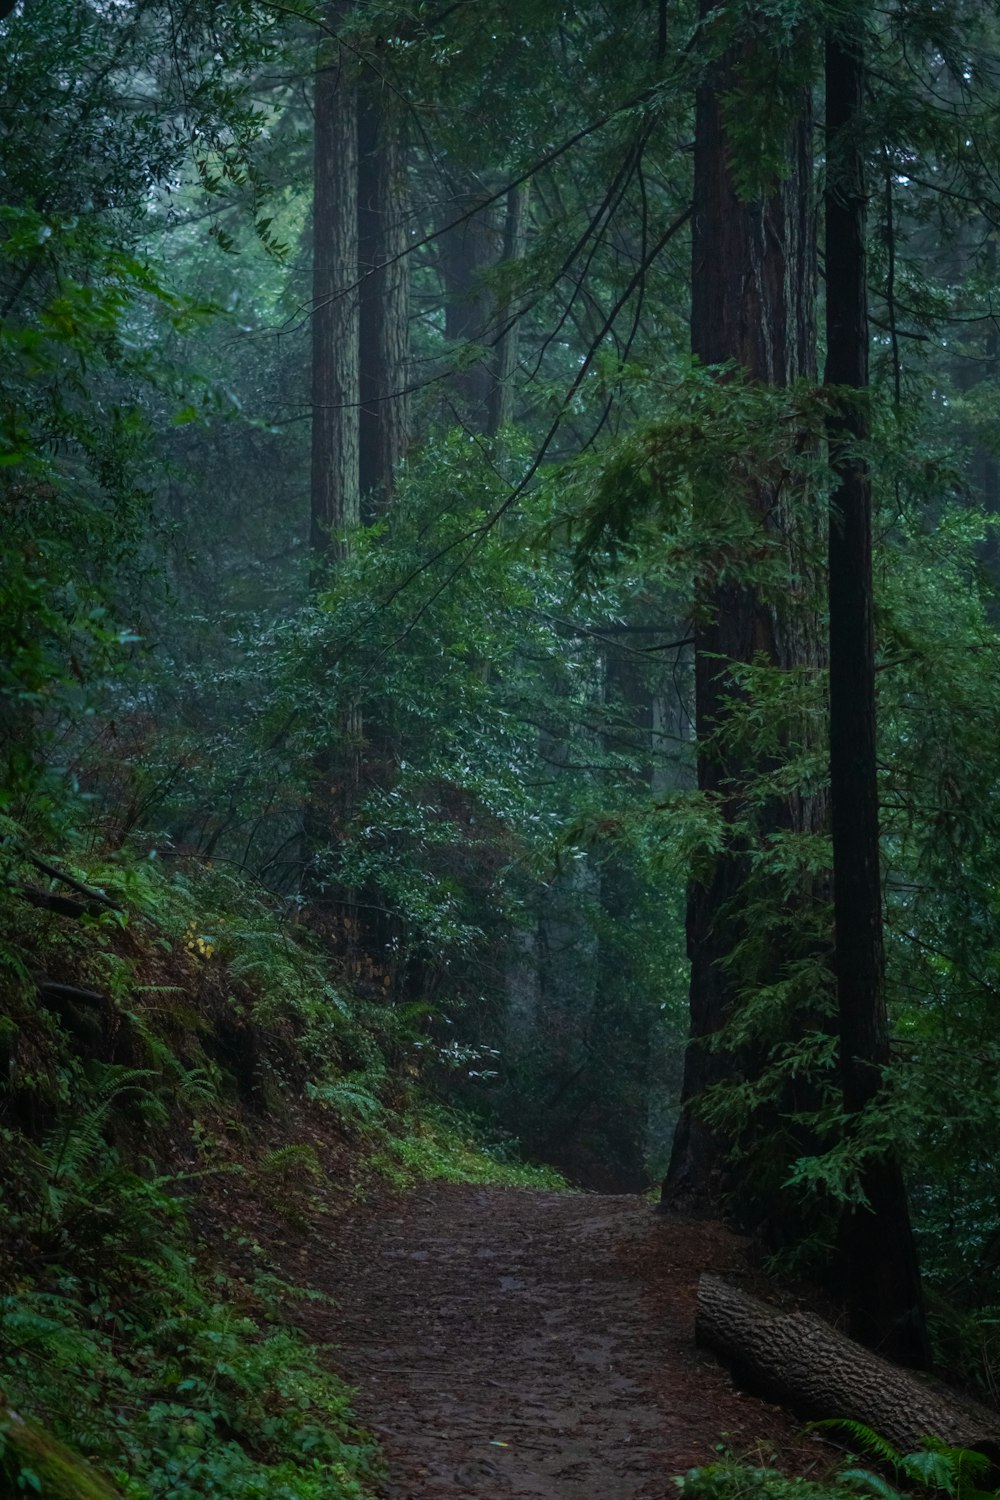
[664, 10, 823, 1214]
[311, 1, 360, 560]
[358, 84, 408, 517]
[825, 26, 928, 1367]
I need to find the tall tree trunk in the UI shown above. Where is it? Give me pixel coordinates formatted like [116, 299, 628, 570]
[825, 23, 929, 1368]
[488, 182, 531, 438]
[351, 74, 410, 964]
[663, 10, 824, 1216]
[593, 638, 658, 1191]
[311, 2, 360, 561]
[307, 3, 361, 906]
[358, 82, 409, 518]
[440, 177, 503, 423]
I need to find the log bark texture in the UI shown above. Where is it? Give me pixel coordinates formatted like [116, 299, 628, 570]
[696, 1275, 1000, 1458]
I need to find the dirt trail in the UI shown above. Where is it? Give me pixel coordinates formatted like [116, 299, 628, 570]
[298, 1184, 817, 1500]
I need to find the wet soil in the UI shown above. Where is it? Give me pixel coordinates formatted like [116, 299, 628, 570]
[297, 1184, 823, 1500]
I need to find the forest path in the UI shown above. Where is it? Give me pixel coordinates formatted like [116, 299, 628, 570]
[297, 1184, 816, 1500]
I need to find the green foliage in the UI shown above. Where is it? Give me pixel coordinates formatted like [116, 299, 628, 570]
[226, 429, 690, 1187]
[0, 1134, 381, 1500]
[676, 1462, 849, 1500]
[0, 846, 395, 1499]
[566, 368, 829, 589]
[678, 1428, 998, 1500]
[369, 1107, 568, 1191]
[809, 1423, 996, 1500]
[0, 0, 297, 838]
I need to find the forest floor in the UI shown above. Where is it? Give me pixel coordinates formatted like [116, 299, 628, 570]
[286, 1182, 826, 1500]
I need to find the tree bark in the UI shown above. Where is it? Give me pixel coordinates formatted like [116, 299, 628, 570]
[307, 2, 361, 902]
[825, 24, 928, 1368]
[487, 182, 531, 438]
[697, 1276, 996, 1457]
[311, 1, 360, 561]
[358, 80, 408, 518]
[663, 7, 824, 1216]
[440, 177, 503, 423]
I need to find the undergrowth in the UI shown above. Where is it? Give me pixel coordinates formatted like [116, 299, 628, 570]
[0, 827, 559, 1497]
[0, 1085, 383, 1500]
[677, 1467, 850, 1500]
[678, 1425, 1000, 1500]
[370, 1106, 568, 1190]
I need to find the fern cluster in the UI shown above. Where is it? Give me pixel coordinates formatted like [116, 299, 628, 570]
[0, 826, 574, 1496]
[0, 839, 395, 1498]
[678, 1424, 999, 1500]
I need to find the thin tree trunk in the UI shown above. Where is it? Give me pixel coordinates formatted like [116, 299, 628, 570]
[351, 73, 410, 962]
[663, 8, 824, 1215]
[825, 23, 929, 1368]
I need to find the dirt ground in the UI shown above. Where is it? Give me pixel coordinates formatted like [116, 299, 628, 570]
[294, 1184, 826, 1500]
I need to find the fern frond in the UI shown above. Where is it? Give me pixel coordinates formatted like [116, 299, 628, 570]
[900, 1451, 960, 1495]
[810, 1421, 905, 1470]
[258, 1144, 322, 1179]
[837, 1469, 902, 1500]
[921, 1438, 992, 1477]
[42, 1068, 155, 1187]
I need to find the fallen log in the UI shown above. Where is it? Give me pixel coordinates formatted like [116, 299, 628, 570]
[14, 885, 111, 920]
[696, 1275, 1000, 1461]
[36, 978, 108, 1011]
[16, 850, 120, 911]
[4, 842, 121, 920]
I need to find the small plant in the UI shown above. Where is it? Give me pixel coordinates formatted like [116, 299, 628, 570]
[253, 1144, 325, 1229]
[813, 1421, 997, 1500]
[675, 1460, 850, 1500]
[676, 1424, 1000, 1500]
